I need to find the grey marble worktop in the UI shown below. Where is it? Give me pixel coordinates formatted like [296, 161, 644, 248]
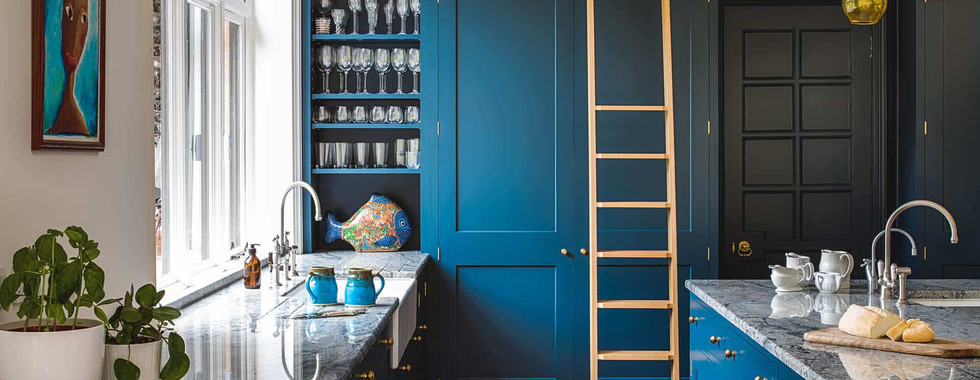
[170, 251, 429, 380]
[686, 279, 980, 380]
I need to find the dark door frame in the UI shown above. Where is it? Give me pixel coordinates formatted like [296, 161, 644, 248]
[714, 0, 894, 277]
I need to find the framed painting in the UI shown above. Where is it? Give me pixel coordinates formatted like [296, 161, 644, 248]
[32, 0, 106, 151]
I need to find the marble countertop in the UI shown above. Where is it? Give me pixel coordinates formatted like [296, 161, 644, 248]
[685, 279, 980, 380]
[170, 251, 429, 380]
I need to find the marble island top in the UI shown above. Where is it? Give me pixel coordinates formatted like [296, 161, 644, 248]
[170, 251, 429, 380]
[685, 279, 980, 380]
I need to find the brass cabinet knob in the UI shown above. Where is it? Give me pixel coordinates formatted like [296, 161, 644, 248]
[378, 338, 393, 346]
[580, 248, 588, 255]
[398, 364, 413, 372]
[355, 371, 375, 380]
[709, 336, 719, 344]
[754, 377, 767, 380]
[724, 349, 734, 359]
[688, 316, 699, 324]
[561, 248, 570, 256]
[417, 324, 428, 330]
[411, 335, 423, 342]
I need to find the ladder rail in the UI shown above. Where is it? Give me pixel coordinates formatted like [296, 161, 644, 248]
[586, 0, 599, 377]
[661, 0, 680, 377]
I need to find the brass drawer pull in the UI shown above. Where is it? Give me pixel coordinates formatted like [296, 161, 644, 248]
[398, 364, 412, 372]
[378, 338, 393, 346]
[355, 371, 375, 380]
[688, 316, 699, 324]
[724, 349, 735, 359]
[561, 248, 570, 256]
[754, 377, 767, 380]
[411, 335, 423, 342]
[417, 324, 428, 330]
[709, 336, 719, 344]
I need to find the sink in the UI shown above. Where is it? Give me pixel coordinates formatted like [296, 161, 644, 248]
[910, 298, 980, 307]
[337, 278, 417, 369]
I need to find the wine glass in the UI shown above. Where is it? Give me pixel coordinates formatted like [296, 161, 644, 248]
[374, 48, 390, 93]
[365, 0, 379, 34]
[358, 48, 374, 94]
[391, 48, 407, 94]
[384, 0, 395, 34]
[331, 9, 348, 34]
[351, 48, 364, 93]
[396, 0, 409, 34]
[410, 0, 421, 34]
[335, 45, 353, 93]
[349, 0, 363, 34]
[407, 48, 420, 94]
[316, 45, 334, 93]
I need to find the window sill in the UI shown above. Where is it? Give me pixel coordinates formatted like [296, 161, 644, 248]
[161, 257, 267, 310]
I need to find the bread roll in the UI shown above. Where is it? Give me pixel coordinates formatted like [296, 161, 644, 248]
[838, 305, 904, 339]
[885, 320, 909, 341]
[903, 320, 935, 343]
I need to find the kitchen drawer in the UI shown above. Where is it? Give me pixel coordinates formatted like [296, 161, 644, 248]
[716, 324, 776, 380]
[690, 298, 726, 364]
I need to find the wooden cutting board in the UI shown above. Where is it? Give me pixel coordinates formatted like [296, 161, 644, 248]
[804, 328, 980, 358]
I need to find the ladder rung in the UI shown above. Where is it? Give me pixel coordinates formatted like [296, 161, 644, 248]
[596, 202, 670, 209]
[597, 350, 675, 361]
[596, 153, 669, 160]
[597, 300, 673, 309]
[594, 105, 668, 112]
[596, 250, 671, 258]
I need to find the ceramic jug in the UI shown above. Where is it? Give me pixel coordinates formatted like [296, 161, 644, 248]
[819, 250, 853, 289]
[306, 266, 339, 306]
[769, 264, 812, 292]
[785, 252, 814, 282]
[813, 271, 846, 294]
[344, 268, 385, 308]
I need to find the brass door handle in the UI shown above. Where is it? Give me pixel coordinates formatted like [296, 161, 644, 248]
[398, 364, 412, 372]
[709, 336, 719, 344]
[580, 248, 588, 255]
[733, 241, 752, 257]
[378, 338, 393, 346]
[355, 371, 375, 380]
[724, 349, 735, 359]
[561, 248, 570, 256]
[688, 316, 699, 324]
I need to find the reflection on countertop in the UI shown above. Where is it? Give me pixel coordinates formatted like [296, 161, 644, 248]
[686, 279, 980, 380]
[167, 251, 428, 380]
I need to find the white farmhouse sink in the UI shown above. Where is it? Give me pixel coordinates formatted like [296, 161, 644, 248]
[911, 298, 980, 307]
[337, 278, 417, 369]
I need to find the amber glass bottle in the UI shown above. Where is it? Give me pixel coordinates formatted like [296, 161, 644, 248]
[244, 243, 261, 289]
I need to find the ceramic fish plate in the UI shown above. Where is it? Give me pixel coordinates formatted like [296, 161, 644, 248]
[324, 193, 412, 252]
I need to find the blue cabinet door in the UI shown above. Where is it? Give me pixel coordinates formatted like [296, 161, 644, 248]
[436, 0, 575, 379]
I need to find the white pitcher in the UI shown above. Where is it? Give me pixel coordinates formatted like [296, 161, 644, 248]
[819, 249, 853, 289]
[785, 252, 814, 282]
[770, 264, 812, 292]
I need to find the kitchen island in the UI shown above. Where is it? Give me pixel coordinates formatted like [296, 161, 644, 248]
[170, 251, 431, 380]
[686, 279, 980, 380]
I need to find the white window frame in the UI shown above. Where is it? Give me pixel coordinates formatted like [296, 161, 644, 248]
[160, 0, 253, 287]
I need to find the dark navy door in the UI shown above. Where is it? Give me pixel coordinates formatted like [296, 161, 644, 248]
[437, 0, 575, 378]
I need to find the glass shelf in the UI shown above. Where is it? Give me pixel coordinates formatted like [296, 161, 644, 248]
[312, 34, 421, 42]
[313, 123, 421, 130]
[312, 93, 421, 100]
[313, 168, 420, 174]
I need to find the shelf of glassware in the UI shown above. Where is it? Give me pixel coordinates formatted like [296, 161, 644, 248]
[312, 168, 420, 174]
[312, 34, 420, 42]
[312, 123, 420, 129]
[312, 93, 420, 100]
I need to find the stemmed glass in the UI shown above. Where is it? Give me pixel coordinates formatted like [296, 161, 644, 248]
[349, 0, 363, 34]
[374, 48, 391, 94]
[407, 48, 420, 94]
[365, 0, 379, 34]
[316, 45, 334, 93]
[335, 45, 353, 93]
[396, 0, 409, 34]
[410, 0, 421, 34]
[391, 48, 407, 93]
[357, 48, 375, 94]
[384, 1, 395, 34]
[331, 9, 348, 34]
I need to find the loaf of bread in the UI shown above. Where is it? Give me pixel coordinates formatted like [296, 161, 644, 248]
[903, 319, 935, 343]
[838, 305, 904, 339]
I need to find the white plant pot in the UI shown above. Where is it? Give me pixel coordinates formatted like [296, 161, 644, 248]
[103, 339, 162, 380]
[0, 318, 105, 380]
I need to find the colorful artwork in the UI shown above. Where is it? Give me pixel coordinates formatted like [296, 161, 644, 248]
[32, 0, 106, 151]
[324, 194, 412, 252]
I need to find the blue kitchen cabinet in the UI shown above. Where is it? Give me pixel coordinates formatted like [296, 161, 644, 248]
[690, 295, 803, 380]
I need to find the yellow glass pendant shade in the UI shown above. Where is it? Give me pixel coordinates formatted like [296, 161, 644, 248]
[842, 0, 887, 25]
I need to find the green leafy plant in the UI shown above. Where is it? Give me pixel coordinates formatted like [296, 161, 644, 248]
[102, 283, 189, 380]
[0, 226, 108, 331]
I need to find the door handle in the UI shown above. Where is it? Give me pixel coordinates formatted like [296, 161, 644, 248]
[561, 248, 570, 256]
[732, 240, 752, 257]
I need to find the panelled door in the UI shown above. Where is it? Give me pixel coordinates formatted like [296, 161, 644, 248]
[722, 5, 875, 278]
[437, 0, 575, 378]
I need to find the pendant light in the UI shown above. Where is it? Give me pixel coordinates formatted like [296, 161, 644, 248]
[842, 0, 887, 25]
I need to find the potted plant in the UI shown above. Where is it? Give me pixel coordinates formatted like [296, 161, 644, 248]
[0, 226, 110, 379]
[100, 283, 189, 380]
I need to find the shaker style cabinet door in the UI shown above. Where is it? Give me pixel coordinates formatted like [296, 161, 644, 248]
[436, 0, 576, 379]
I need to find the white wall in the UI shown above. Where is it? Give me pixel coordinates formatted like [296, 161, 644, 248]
[0, 0, 155, 321]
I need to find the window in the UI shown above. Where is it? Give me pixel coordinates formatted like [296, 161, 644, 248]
[159, 0, 252, 285]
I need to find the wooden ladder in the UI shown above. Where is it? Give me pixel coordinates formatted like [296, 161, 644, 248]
[586, 0, 678, 379]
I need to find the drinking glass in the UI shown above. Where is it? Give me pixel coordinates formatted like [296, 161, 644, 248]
[408, 137, 420, 152]
[334, 142, 352, 168]
[316, 45, 334, 93]
[405, 151, 420, 169]
[354, 142, 371, 168]
[352, 48, 365, 93]
[391, 48, 407, 94]
[365, 0, 379, 34]
[371, 106, 387, 123]
[352, 106, 368, 123]
[374, 48, 391, 93]
[372, 142, 389, 168]
[407, 48, 421, 94]
[386, 106, 404, 123]
[410, 0, 421, 34]
[331, 9, 348, 34]
[313, 105, 331, 123]
[315, 0, 333, 33]
[335, 106, 350, 123]
[396, 0, 409, 34]
[318, 142, 335, 168]
[395, 138, 407, 167]
[358, 48, 374, 94]
[335, 45, 353, 93]
[384, 1, 395, 34]
[349, 0, 363, 34]
[405, 106, 420, 123]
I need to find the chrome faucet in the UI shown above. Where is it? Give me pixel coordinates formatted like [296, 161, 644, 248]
[276, 181, 323, 287]
[867, 228, 916, 294]
[880, 200, 958, 304]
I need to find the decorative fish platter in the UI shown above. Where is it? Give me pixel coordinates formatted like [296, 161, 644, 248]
[325, 193, 412, 252]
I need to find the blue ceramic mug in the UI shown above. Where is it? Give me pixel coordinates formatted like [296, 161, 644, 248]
[306, 266, 338, 306]
[344, 268, 385, 307]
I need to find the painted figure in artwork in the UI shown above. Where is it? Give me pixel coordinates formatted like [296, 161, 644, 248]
[47, 0, 91, 136]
